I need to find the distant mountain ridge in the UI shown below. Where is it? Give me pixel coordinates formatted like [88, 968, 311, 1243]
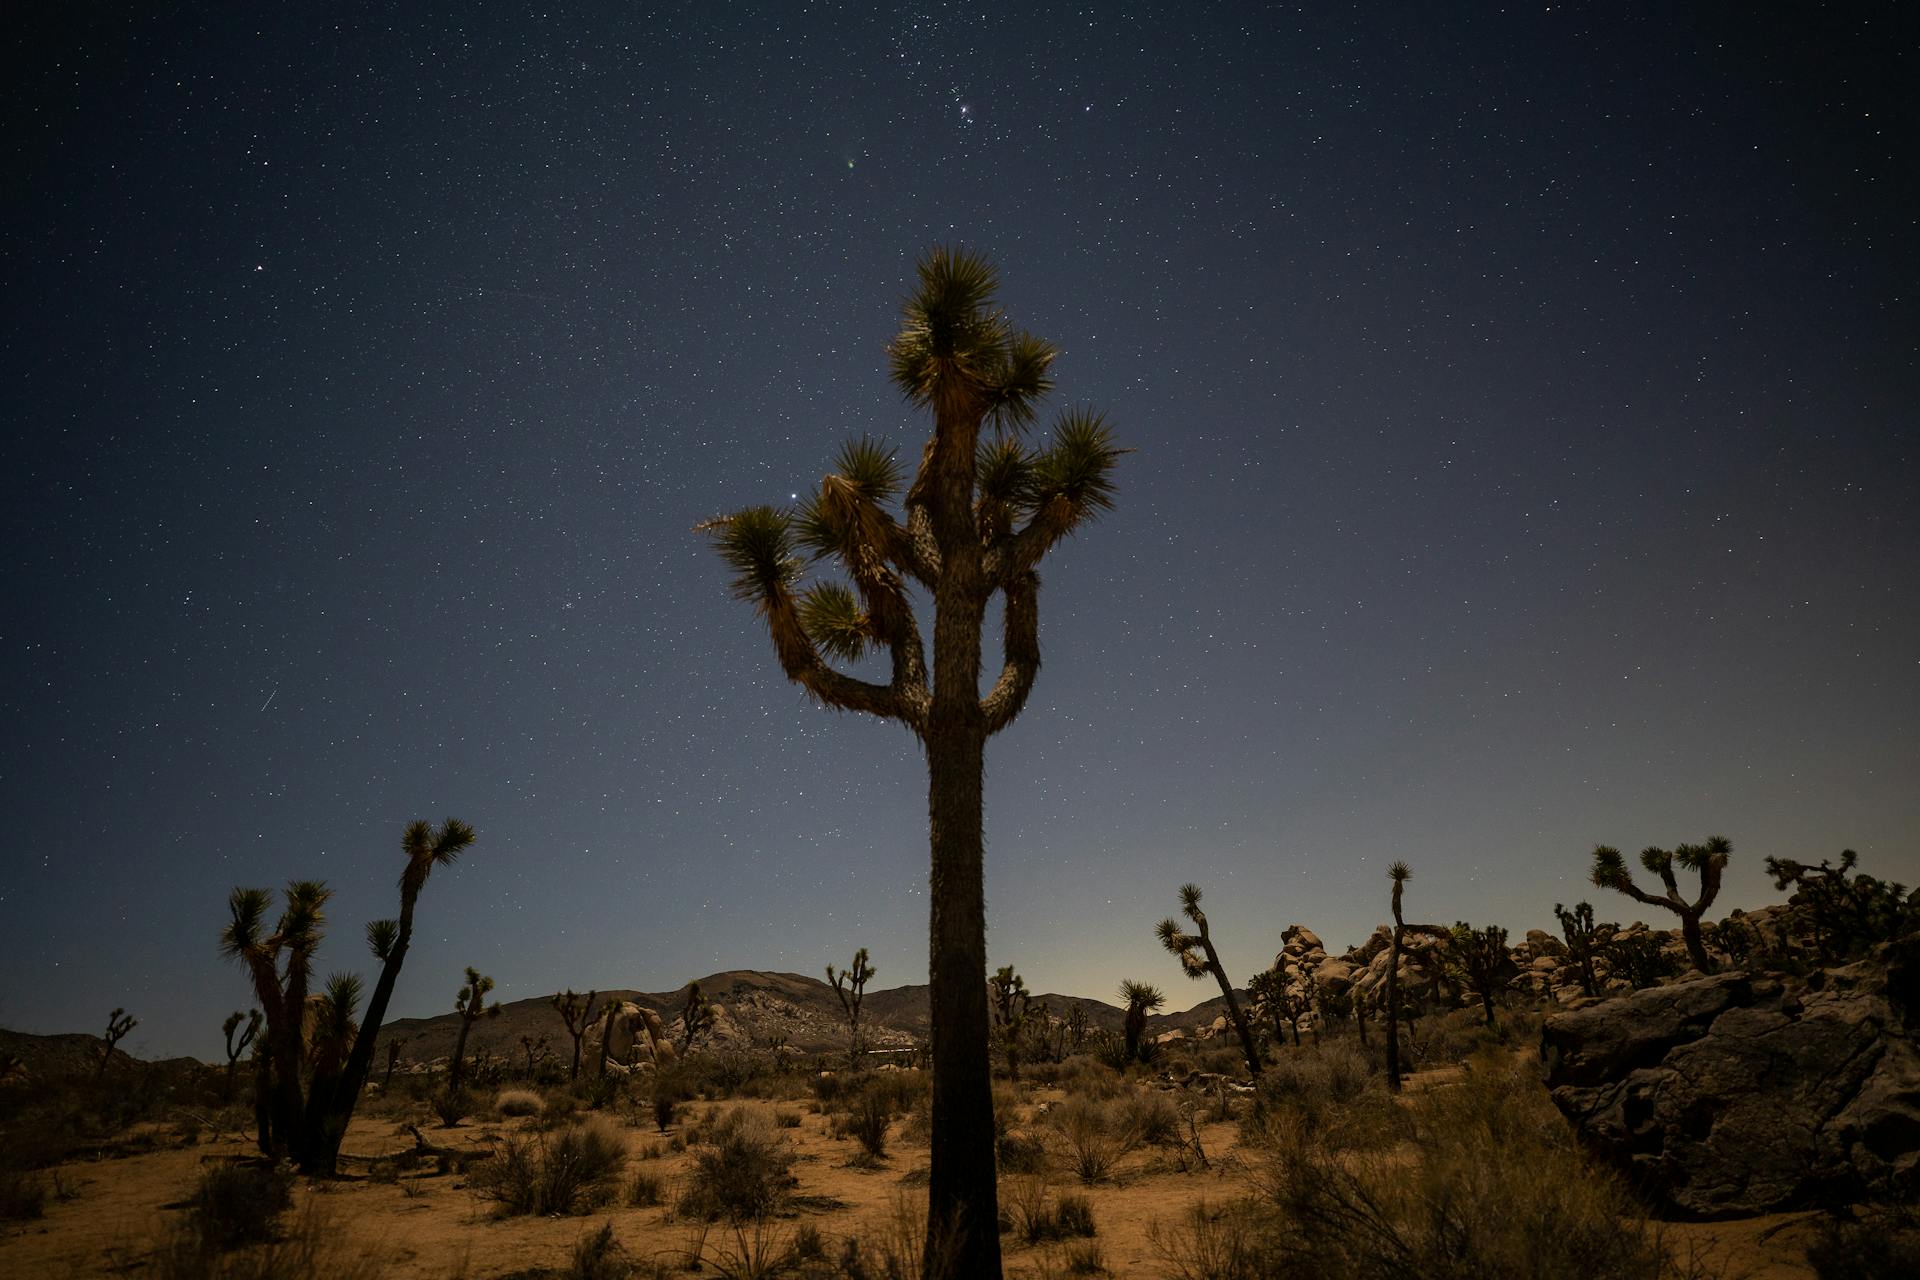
[371, 969, 1245, 1067]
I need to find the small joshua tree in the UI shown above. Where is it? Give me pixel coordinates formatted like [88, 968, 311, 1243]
[1117, 980, 1165, 1064]
[1765, 849, 1919, 963]
[552, 988, 599, 1082]
[308, 974, 362, 1078]
[97, 1007, 137, 1079]
[987, 966, 1032, 1081]
[1447, 923, 1513, 1029]
[448, 966, 500, 1097]
[1590, 836, 1730, 973]
[222, 1009, 261, 1098]
[383, 1036, 407, 1089]
[1158, 884, 1262, 1076]
[1554, 902, 1604, 997]
[828, 948, 876, 1068]
[677, 983, 717, 1054]
[1246, 967, 1309, 1047]
[519, 1033, 551, 1075]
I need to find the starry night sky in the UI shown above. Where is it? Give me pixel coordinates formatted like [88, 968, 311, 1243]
[4, 4, 1914, 1060]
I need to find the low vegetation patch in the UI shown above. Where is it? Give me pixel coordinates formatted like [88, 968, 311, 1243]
[472, 1118, 628, 1216]
[679, 1116, 796, 1222]
[496, 1088, 546, 1118]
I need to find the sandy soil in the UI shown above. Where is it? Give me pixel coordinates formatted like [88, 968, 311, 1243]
[0, 1087, 1823, 1278]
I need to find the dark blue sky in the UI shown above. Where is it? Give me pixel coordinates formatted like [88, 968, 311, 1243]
[4, 3, 1914, 1059]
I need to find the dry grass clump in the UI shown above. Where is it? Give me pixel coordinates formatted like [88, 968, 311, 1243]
[1154, 1052, 1699, 1279]
[1807, 1202, 1920, 1279]
[1244, 1041, 1400, 1154]
[1046, 1094, 1139, 1184]
[496, 1087, 546, 1118]
[1001, 1176, 1098, 1245]
[678, 1114, 797, 1222]
[148, 1201, 388, 1280]
[471, 1117, 628, 1216]
[184, 1163, 294, 1252]
[1056, 1056, 1125, 1100]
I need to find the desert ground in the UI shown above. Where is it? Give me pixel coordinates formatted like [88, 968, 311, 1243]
[1, 1043, 1834, 1280]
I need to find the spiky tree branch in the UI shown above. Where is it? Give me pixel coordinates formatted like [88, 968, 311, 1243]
[97, 1007, 137, 1080]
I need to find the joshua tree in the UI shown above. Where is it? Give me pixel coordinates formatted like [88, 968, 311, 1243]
[1117, 980, 1165, 1064]
[987, 965, 1032, 1082]
[221, 1009, 261, 1098]
[676, 982, 717, 1054]
[1063, 1004, 1090, 1056]
[302, 817, 475, 1174]
[1157, 884, 1262, 1076]
[1765, 849, 1918, 962]
[827, 947, 876, 1067]
[219, 880, 330, 1153]
[1447, 923, 1513, 1028]
[1246, 967, 1308, 1047]
[703, 246, 1124, 1279]
[552, 988, 599, 1082]
[1383, 862, 1449, 1093]
[519, 1033, 551, 1074]
[1554, 901, 1604, 997]
[96, 1007, 137, 1079]
[383, 1036, 407, 1089]
[448, 966, 500, 1096]
[1590, 836, 1730, 973]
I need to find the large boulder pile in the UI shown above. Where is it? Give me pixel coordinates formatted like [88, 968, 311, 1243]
[1542, 934, 1920, 1217]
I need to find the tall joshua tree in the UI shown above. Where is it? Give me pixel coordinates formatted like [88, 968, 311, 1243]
[219, 880, 330, 1154]
[448, 966, 501, 1096]
[677, 982, 717, 1054]
[828, 948, 876, 1068]
[1590, 836, 1730, 974]
[552, 989, 599, 1082]
[1157, 884, 1263, 1076]
[1117, 980, 1165, 1064]
[303, 817, 476, 1174]
[1384, 862, 1449, 1093]
[704, 246, 1123, 1279]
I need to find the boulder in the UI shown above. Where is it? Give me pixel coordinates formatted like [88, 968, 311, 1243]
[1542, 935, 1920, 1218]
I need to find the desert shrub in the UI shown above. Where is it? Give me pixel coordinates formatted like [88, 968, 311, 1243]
[774, 1109, 802, 1129]
[1148, 1200, 1273, 1280]
[1807, 1203, 1920, 1280]
[149, 1201, 387, 1280]
[1243, 1042, 1399, 1154]
[472, 1118, 628, 1216]
[834, 1088, 892, 1160]
[1116, 1090, 1181, 1146]
[580, 1071, 623, 1111]
[1056, 1056, 1124, 1100]
[862, 1069, 930, 1117]
[997, 1130, 1049, 1174]
[1001, 1177, 1099, 1245]
[0, 1167, 47, 1221]
[626, 1167, 664, 1207]
[1047, 1095, 1138, 1184]
[1242, 1054, 1691, 1278]
[566, 1223, 636, 1280]
[1049, 1240, 1107, 1276]
[431, 1086, 473, 1127]
[679, 1118, 796, 1222]
[183, 1163, 293, 1252]
[496, 1088, 545, 1118]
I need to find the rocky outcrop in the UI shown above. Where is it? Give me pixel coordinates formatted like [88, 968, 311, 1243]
[1542, 935, 1920, 1218]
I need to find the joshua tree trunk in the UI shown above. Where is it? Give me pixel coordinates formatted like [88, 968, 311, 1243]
[1385, 927, 1404, 1092]
[1201, 939, 1262, 1076]
[1678, 908, 1711, 974]
[303, 892, 415, 1172]
[449, 1015, 474, 1095]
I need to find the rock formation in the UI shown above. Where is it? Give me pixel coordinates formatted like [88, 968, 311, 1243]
[1542, 933, 1920, 1217]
